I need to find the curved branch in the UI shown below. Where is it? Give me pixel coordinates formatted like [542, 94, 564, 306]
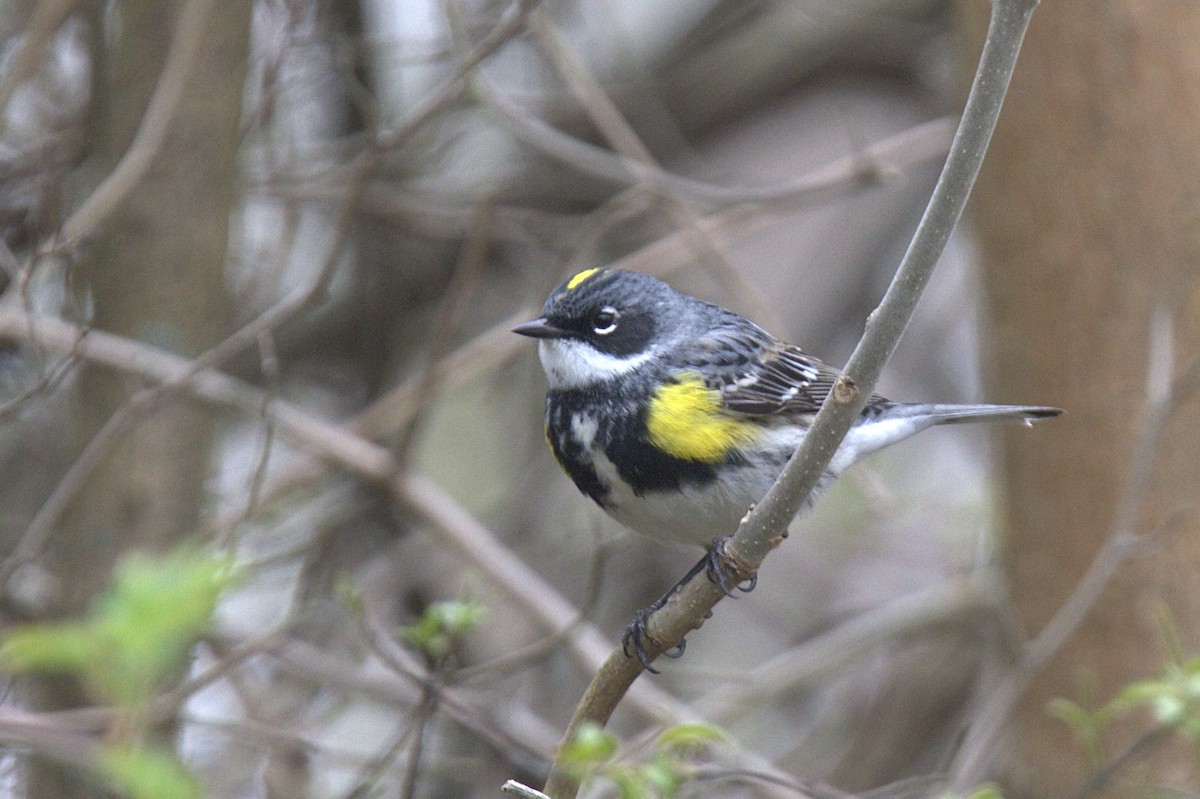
[542, 1, 1041, 797]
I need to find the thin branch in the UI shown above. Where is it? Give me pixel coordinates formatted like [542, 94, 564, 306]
[502, 780, 551, 799]
[373, 0, 539, 151]
[0, 348, 79, 425]
[1066, 724, 1177, 799]
[1, 387, 147, 586]
[522, 8, 776, 327]
[392, 200, 493, 465]
[477, 67, 952, 209]
[695, 573, 1003, 722]
[0, 307, 689, 726]
[214, 330, 282, 553]
[542, 0, 1040, 795]
[267, 639, 558, 774]
[356, 607, 444, 799]
[55, 0, 217, 249]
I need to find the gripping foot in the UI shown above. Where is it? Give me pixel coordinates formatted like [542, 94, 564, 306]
[621, 536, 756, 672]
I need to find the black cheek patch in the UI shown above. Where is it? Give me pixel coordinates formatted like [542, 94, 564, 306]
[590, 312, 655, 357]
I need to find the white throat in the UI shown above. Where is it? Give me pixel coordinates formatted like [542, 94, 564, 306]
[538, 339, 653, 389]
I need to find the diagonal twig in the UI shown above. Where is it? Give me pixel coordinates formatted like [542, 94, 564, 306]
[540, 1, 1041, 796]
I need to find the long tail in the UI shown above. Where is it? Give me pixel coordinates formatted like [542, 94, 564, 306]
[833, 402, 1063, 474]
[907, 403, 1064, 428]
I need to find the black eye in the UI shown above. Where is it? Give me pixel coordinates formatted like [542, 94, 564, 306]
[592, 306, 619, 335]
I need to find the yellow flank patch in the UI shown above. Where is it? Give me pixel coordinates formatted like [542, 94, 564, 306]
[565, 268, 601, 291]
[647, 373, 760, 462]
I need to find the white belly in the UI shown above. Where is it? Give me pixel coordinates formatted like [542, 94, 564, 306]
[592, 426, 813, 548]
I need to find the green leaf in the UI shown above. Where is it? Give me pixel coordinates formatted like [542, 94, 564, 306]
[1048, 698, 1098, 734]
[1151, 693, 1187, 726]
[1, 623, 100, 675]
[654, 722, 728, 754]
[90, 548, 234, 703]
[641, 754, 684, 796]
[1047, 697, 1109, 767]
[401, 600, 485, 660]
[937, 786, 1004, 799]
[96, 745, 199, 799]
[560, 722, 617, 765]
[1, 547, 235, 706]
[966, 785, 1005, 799]
[1115, 679, 1169, 706]
[606, 764, 646, 799]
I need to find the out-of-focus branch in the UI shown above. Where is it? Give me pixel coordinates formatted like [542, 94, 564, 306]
[373, 0, 538, 150]
[696, 572, 1005, 722]
[522, 8, 773, 325]
[949, 311, 1200, 791]
[391, 201, 492, 465]
[0, 0, 78, 122]
[210, 114, 954, 563]
[472, 43, 954, 208]
[55, 0, 216, 249]
[0, 307, 689, 727]
[541, 1, 1040, 796]
[0, 306, 821, 794]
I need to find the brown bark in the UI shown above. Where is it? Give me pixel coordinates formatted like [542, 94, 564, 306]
[962, 4, 1200, 797]
[28, 1, 251, 796]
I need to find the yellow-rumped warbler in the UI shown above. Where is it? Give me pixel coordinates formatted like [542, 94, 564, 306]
[515, 267, 1060, 667]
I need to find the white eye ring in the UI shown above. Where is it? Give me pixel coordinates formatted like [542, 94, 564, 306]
[593, 306, 619, 336]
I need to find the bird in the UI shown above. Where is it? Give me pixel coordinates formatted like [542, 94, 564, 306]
[514, 267, 1061, 669]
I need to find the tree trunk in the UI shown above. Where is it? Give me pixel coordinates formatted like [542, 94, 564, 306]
[962, 4, 1200, 797]
[28, 1, 251, 796]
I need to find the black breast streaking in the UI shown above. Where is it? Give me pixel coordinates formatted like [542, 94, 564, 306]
[544, 381, 742, 505]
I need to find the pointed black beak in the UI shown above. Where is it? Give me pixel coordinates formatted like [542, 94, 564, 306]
[513, 317, 570, 339]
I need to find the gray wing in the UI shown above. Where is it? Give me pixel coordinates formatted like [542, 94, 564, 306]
[677, 317, 867, 417]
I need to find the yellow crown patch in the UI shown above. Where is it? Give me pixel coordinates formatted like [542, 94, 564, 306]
[565, 268, 602, 291]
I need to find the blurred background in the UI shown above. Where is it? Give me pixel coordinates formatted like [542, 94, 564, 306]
[2, 1, 1198, 798]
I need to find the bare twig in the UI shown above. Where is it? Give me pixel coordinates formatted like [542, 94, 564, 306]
[696, 573, 1003, 722]
[1065, 724, 1177, 799]
[541, 0, 1040, 795]
[1, 387, 146, 586]
[355, 606, 444, 799]
[478, 73, 953, 209]
[373, 0, 538, 151]
[215, 330, 282, 553]
[0, 307, 689, 726]
[392, 200, 493, 465]
[522, 8, 776, 327]
[0, 348, 79, 425]
[502, 780, 551, 799]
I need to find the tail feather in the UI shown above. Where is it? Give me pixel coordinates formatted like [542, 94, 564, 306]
[912, 403, 1064, 427]
[834, 402, 1063, 474]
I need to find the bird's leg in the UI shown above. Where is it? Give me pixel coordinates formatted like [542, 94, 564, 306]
[622, 554, 705, 672]
[704, 534, 758, 595]
[622, 536, 757, 672]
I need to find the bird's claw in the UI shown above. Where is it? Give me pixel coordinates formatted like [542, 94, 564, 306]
[703, 535, 757, 596]
[622, 605, 685, 673]
[621, 536, 754, 673]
